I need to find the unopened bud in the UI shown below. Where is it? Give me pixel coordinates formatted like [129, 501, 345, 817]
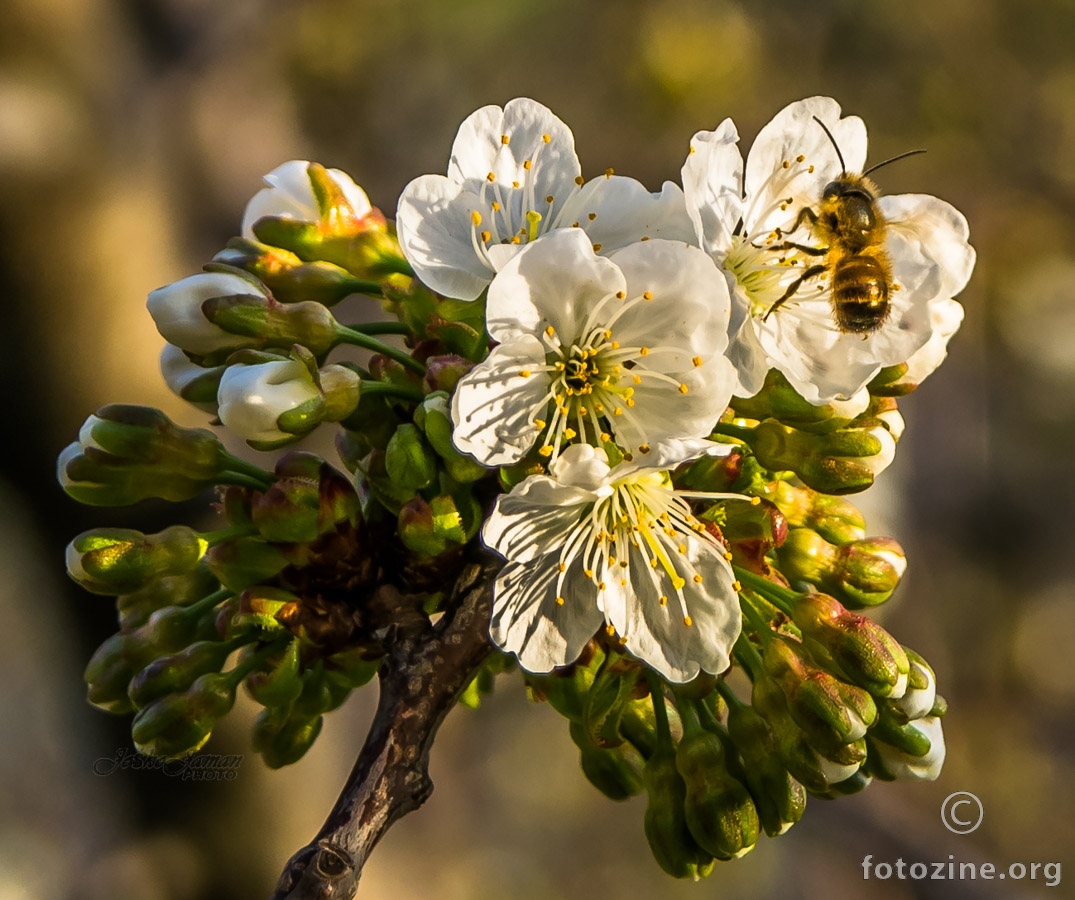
[147, 271, 270, 357]
[116, 564, 219, 632]
[215, 238, 368, 306]
[160, 343, 224, 413]
[385, 423, 439, 491]
[206, 536, 289, 592]
[733, 371, 870, 431]
[763, 636, 876, 748]
[416, 394, 487, 483]
[724, 701, 806, 836]
[890, 649, 937, 720]
[67, 525, 206, 595]
[868, 715, 946, 782]
[230, 586, 300, 636]
[251, 452, 359, 543]
[397, 490, 480, 556]
[131, 672, 237, 757]
[569, 721, 644, 801]
[643, 746, 713, 879]
[792, 592, 909, 699]
[676, 728, 759, 859]
[831, 537, 906, 608]
[128, 639, 238, 708]
[245, 639, 304, 708]
[252, 706, 324, 769]
[423, 355, 473, 394]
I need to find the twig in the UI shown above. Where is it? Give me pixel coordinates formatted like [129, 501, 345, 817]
[269, 558, 500, 899]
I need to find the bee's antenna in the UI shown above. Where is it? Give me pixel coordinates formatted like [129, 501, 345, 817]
[812, 115, 845, 176]
[863, 148, 927, 177]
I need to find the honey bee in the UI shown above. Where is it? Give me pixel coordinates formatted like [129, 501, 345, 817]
[764, 116, 924, 335]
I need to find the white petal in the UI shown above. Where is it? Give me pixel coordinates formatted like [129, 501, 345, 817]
[880, 193, 976, 300]
[875, 716, 945, 781]
[448, 98, 580, 199]
[217, 359, 320, 443]
[555, 176, 697, 253]
[902, 298, 964, 385]
[241, 160, 371, 239]
[450, 337, 549, 466]
[146, 272, 264, 356]
[681, 119, 744, 258]
[745, 96, 867, 235]
[490, 557, 604, 673]
[482, 472, 600, 564]
[605, 537, 740, 682]
[485, 228, 625, 343]
[547, 443, 613, 491]
[396, 174, 495, 301]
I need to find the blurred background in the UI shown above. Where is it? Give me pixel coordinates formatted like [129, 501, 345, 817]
[1, 0, 1072, 897]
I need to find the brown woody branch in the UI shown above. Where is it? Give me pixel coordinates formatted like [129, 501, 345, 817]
[269, 558, 499, 899]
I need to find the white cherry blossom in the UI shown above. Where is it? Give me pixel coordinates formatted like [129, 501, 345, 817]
[241, 160, 373, 240]
[397, 97, 695, 300]
[483, 443, 742, 682]
[450, 228, 737, 467]
[682, 96, 975, 404]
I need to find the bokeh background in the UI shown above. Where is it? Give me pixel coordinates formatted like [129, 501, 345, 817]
[2, 0, 1073, 897]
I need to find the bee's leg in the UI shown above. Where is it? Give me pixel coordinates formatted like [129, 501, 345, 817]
[773, 241, 828, 256]
[786, 205, 819, 234]
[762, 265, 827, 321]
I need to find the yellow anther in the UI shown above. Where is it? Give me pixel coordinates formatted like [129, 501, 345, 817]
[510, 235, 521, 244]
[546, 194, 554, 203]
[519, 369, 531, 378]
[678, 544, 687, 554]
[580, 407, 589, 416]
[640, 235, 650, 241]
[523, 160, 532, 171]
[683, 615, 693, 627]
[808, 164, 815, 173]
[626, 398, 635, 408]
[605, 624, 615, 636]
[491, 200, 501, 211]
[588, 212, 597, 221]
[603, 329, 612, 339]
[613, 407, 623, 416]
[574, 175, 585, 186]
[501, 134, 510, 145]
[724, 552, 734, 562]
[678, 383, 689, 394]
[659, 595, 668, 606]
[592, 243, 603, 252]
[542, 133, 551, 143]
[692, 356, 703, 367]
[512, 181, 520, 188]
[639, 443, 651, 454]
[545, 325, 556, 336]
[600, 432, 611, 442]
[555, 596, 565, 606]
[693, 574, 703, 584]
[796, 154, 805, 163]
[650, 558, 658, 568]
[750, 496, 761, 505]
[618, 635, 628, 645]
[487, 172, 496, 182]
[604, 167, 615, 178]
[481, 230, 491, 242]
[533, 418, 546, 429]
[689, 145, 696, 154]
[616, 291, 626, 300]
[639, 347, 649, 357]
[539, 445, 553, 457]
[564, 428, 577, 439]
[584, 568, 594, 578]
[470, 210, 483, 227]
[633, 374, 641, 385]
[732, 580, 742, 592]
[781, 160, 790, 169]
[611, 342, 620, 350]
[642, 291, 653, 300]
[598, 581, 606, 591]
[672, 576, 686, 590]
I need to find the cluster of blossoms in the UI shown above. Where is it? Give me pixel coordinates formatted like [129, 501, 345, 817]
[59, 97, 972, 875]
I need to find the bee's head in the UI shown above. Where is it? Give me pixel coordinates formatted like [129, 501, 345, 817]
[822, 179, 876, 203]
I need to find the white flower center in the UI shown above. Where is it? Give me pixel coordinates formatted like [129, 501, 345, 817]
[519, 289, 697, 460]
[550, 470, 731, 633]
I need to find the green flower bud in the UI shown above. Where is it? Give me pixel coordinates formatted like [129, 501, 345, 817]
[324, 645, 380, 691]
[397, 490, 480, 556]
[676, 728, 759, 859]
[116, 563, 219, 632]
[214, 238, 369, 306]
[674, 448, 744, 494]
[867, 715, 945, 782]
[128, 639, 239, 708]
[131, 672, 237, 757]
[766, 482, 867, 546]
[569, 720, 644, 801]
[643, 746, 713, 879]
[422, 355, 473, 395]
[206, 536, 289, 592]
[751, 420, 895, 495]
[217, 352, 360, 449]
[84, 632, 142, 714]
[791, 593, 910, 699]
[230, 586, 300, 636]
[582, 658, 643, 749]
[724, 701, 806, 837]
[416, 394, 487, 483]
[197, 290, 340, 361]
[245, 639, 304, 707]
[385, 423, 439, 491]
[66, 525, 207, 595]
[252, 706, 324, 769]
[703, 497, 787, 569]
[59, 406, 233, 506]
[763, 636, 877, 748]
[818, 769, 873, 798]
[160, 344, 225, 413]
[830, 537, 906, 608]
[731, 370, 868, 432]
[250, 452, 359, 543]
[291, 663, 339, 718]
[750, 676, 861, 793]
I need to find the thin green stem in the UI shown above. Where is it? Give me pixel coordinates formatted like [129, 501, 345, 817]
[715, 678, 745, 710]
[223, 639, 287, 688]
[343, 280, 387, 297]
[215, 472, 275, 492]
[710, 422, 756, 443]
[201, 524, 259, 547]
[740, 592, 775, 643]
[693, 696, 725, 734]
[335, 326, 426, 375]
[732, 633, 765, 682]
[359, 381, 427, 403]
[645, 670, 673, 746]
[179, 588, 231, 620]
[376, 253, 415, 278]
[672, 690, 702, 734]
[733, 566, 797, 617]
[220, 453, 275, 487]
[344, 321, 412, 336]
